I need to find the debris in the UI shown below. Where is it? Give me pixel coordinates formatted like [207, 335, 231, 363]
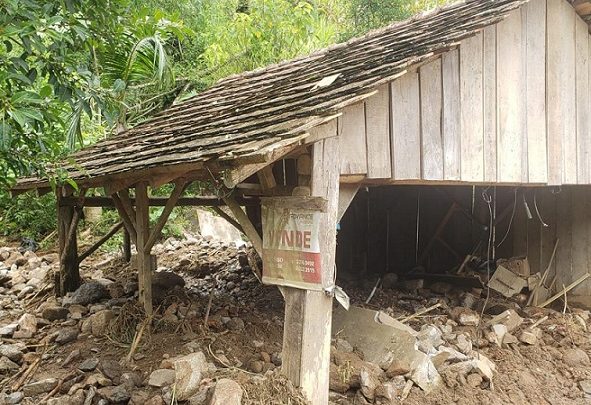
[538, 273, 591, 308]
[488, 310, 523, 333]
[488, 265, 528, 298]
[22, 378, 58, 397]
[63, 281, 109, 305]
[518, 330, 538, 345]
[562, 348, 590, 367]
[450, 307, 480, 326]
[497, 257, 530, 277]
[174, 352, 210, 401]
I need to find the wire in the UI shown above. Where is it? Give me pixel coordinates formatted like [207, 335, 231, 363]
[496, 188, 517, 248]
[533, 191, 549, 227]
[477, 187, 494, 339]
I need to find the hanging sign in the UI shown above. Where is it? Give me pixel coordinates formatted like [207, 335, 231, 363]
[261, 196, 328, 291]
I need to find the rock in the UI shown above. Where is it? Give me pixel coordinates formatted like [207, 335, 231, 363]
[329, 365, 350, 393]
[148, 369, 176, 387]
[0, 324, 17, 337]
[80, 319, 92, 334]
[488, 309, 523, 333]
[466, 372, 483, 388]
[360, 368, 379, 400]
[4, 392, 24, 404]
[417, 325, 444, 354]
[209, 378, 242, 405]
[385, 359, 411, 377]
[120, 372, 143, 389]
[456, 334, 472, 354]
[174, 352, 209, 401]
[579, 379, 591, 396]
[502, 333, 519, 346]
[63, 282, 109, 306]
[23, 378, 58, 396]
[99, 359, 123, 382]
[430, 282, 453, 295]
[90, 310, 115, 336]
[259, 351, 271, 363]
[491, 324, 507, 347]
[62, 350, 81, 367]
[86, 373, 113, 387]
[55, 328, 79, 345]
[375, 381, 398, 402]
[129, 391, 150, 405]
[450, 307, 480, 326]
[145, 395, 165, 405]
[79, 358, 99, 372]
[68, 305, 87, 319]
[335, 338, 353, 353]
[0, 356, 20, 372]
[248, 360, 263, 373]
[0, 344, 23, 363]
[106, 282, 125, 299]
[17, 313, 37, 335]
[399, 279, 423, 291]
[563, 348, 590, 367]
[42, 306, 69, 321]
[98, 384, 130, 403]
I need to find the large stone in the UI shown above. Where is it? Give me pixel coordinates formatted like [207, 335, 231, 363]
[17, 313, 37, 335]
[360, 368, 379, 400]
[0, 344, 23, 363]
[450, 307, 480, 327]
[90, 310, 115, 336]
[99, 359, 123, 382]
[209, 378, 242, 405]
[0, 324, 17, 337]
[22, 378, 58, 396]
[0, 357, 19, 372]
[63, 282, 109, 306]
[3, 392, 24, 404]
[98, 385, 130, 403]
[174, 352, 209, 401]
[42, 306, 69, 322]
[563, 348, 590, 367]
[79, 358, 99, 372]
[332, 306, 440, 393]
[152, 271, 185, 303]
[55, 328, 79, 345]
[148, 369, 176, 387]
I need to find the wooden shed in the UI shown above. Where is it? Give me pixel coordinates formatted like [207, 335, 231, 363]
[13, 0, 591, 403]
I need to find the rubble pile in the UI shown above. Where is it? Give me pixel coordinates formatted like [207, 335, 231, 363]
[0, 239, 589, 404]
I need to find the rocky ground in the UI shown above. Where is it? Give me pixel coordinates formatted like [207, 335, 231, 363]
[0, 235, 589, 404]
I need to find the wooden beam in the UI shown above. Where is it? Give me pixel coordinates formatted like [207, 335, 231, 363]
[78, 222, 124, 263]
[144, 180, 186, 252]
[135, 182, 153, 315]
[282, 136, 340, 404]
[222, 193, 263, 256]
[119, 189, 137, 228]
[123, 228, 131, 263]
[212, 206, 244, 234]
[337, 184, 360, 221]
[111, 194, 138, 245]
[257, 166, 277, 192]
[59, 196, 259, 207]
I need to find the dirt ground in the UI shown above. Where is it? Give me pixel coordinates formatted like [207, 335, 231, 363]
[0, 236, 591, 404]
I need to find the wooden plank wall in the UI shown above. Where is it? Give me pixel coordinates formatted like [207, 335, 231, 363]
[512, 186, 591, 299]
[336, 0, 591, 186]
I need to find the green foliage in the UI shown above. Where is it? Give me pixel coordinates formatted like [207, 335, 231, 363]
[0, 191, 56, 239]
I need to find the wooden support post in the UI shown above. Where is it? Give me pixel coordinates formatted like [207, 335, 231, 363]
[282, 137, 340, 404]
[123, 229, 131, 263]
[57, 190, 81, 296]
[223, 193, 263, 255]
[144, 180, 186, 252]
[212, 206, 244, 234]
[135, 182, 153, 315]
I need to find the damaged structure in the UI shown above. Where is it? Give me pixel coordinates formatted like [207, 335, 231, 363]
[12, 0, 591, 403]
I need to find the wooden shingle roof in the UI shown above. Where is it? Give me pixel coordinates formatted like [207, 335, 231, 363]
[16, 0, 529, 190]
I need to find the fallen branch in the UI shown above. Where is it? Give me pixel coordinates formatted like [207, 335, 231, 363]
[39, 371, 77, 404]
[528, 315, 548, 330]
[538, 273, 591, 308]
[12, 357, 41, 392]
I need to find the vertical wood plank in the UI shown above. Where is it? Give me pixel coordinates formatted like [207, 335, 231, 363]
[340, 103, 367, 175]
[571, 186, 590, 295]
[497, 10, 526, 183]
[576, 18, 590, 184]
[442, 49, 461, 180]
[526, 0, 548, 183]
[365, 85, 392, 179]
[547, 0, 576, 185]
[391, 72, 421, 180]
[420, 59, 444, 180]
[135, 182, 153, 315]
[556, 187, 573, 290]
[283, 137, 340, 404]
[483, 25, 497, 182]
[460, 32, 484, 182]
